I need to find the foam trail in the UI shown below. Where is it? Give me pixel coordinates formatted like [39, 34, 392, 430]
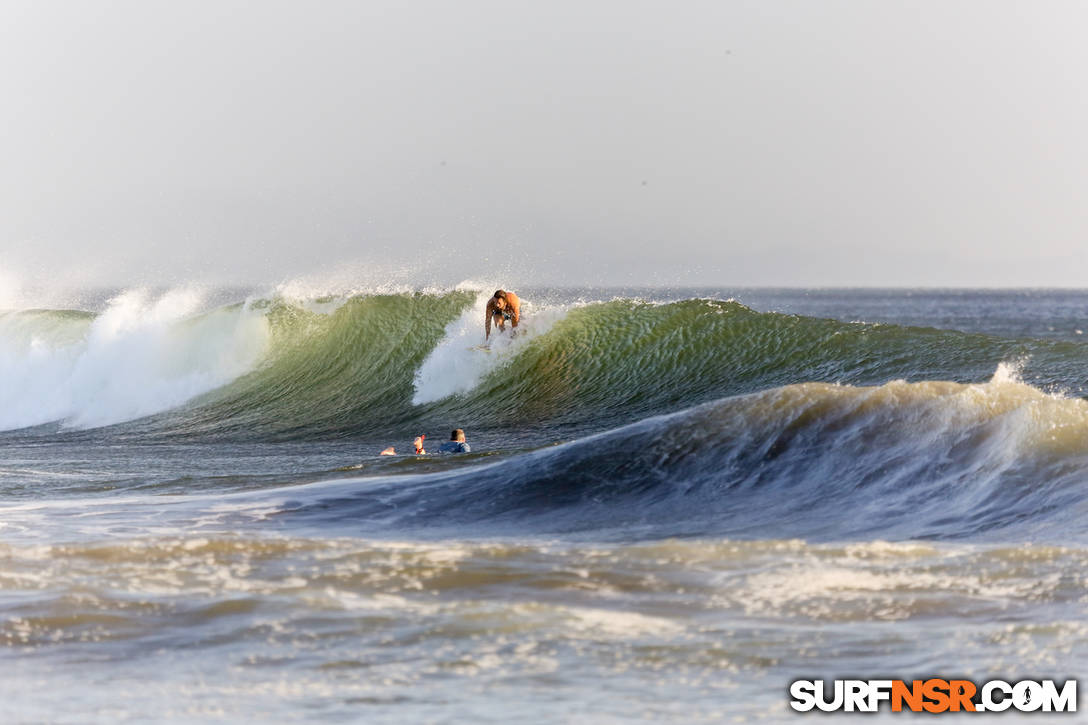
[412, 292, 570, 404]
[0, 289, 270, 431]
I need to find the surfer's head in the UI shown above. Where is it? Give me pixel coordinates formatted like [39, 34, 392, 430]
[413, 435, 426, 453]
[493, 290, 507, 309]
[450, 429, 465, 442]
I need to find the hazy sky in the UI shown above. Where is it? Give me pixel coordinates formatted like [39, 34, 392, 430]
[2, 0, 1087, 288]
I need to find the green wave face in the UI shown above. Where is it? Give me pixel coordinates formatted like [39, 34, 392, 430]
[428, 298, 1036, 434]
[7, 290, 1075, 439]
[156, 293, 1051, 441]
[164, 291, 477, 438]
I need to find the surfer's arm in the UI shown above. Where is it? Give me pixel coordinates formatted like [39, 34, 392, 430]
[509, 294, 521, 327]
[485, 302, 493, 339]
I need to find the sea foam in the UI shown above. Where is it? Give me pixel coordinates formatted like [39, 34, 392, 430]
[0, 288, 269, 431]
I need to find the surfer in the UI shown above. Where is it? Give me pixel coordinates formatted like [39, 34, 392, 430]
[438, 429, 471, 454]
[485, 289, 520, 341]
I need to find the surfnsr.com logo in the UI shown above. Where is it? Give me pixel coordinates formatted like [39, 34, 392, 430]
[789, 679, 1077, 713]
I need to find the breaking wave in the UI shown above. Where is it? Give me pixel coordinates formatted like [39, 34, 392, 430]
[0, 287, 1082, 441]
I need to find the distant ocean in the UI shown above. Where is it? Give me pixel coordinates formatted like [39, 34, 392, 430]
[1, 286, 1085, 721]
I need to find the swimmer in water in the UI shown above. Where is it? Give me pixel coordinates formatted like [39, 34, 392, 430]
[437, 429, 471, 454]
[379, 434, 426, 456]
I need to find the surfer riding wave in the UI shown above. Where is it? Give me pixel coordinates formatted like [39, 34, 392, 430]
[485, 289, 520, 341]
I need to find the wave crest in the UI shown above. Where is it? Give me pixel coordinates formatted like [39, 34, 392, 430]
[0, 289, 1069, 439]
[282, 374, 1088, 542]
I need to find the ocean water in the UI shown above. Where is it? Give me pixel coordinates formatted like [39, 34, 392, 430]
[0, 286, 1085, 722]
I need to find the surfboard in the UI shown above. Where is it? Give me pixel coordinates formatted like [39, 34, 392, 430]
[468, 345, 491, 353]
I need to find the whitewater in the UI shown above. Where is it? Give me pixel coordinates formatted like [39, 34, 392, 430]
[1, 285, 1086, 722]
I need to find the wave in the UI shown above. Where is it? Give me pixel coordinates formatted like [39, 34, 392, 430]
[272, 368, 1088, 542]
[0, 289, 269, 431]
[1, 286, 1083, 440]
[135, 291, 1080, 441]
[3, 283, 1087, 542]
